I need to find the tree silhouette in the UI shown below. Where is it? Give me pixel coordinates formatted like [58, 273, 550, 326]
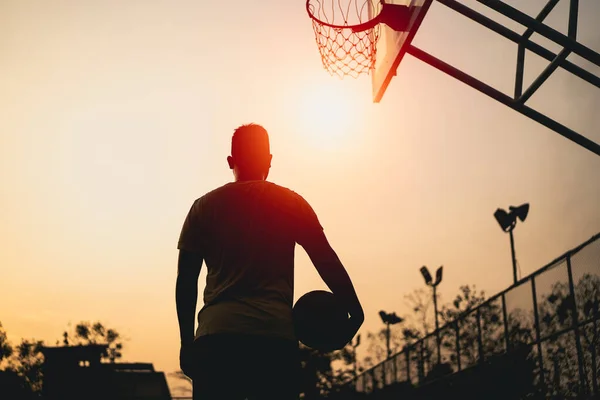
[477, 297, 505, 358]
[363, 326, 405, 369]
[438, 285, 488, 370]
[0, 322, 44, 395]
[0, 322, 13, 368]
[10, 339, 45, 394]
[402, 288, 435, 341]
[1, 320, 127, 394]
[61, 321, 123, 362]
[439, 285, 487, 324]
[534, 273, 600, 397]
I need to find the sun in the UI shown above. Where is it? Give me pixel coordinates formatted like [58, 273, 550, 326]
[294, 79, 364, 150]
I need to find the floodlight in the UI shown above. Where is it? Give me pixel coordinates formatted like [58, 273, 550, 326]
[494, 203, 530, 232]
[420, 266, 433, 286]
[435, 266, 443, 285]
[388, 312, 403, 325]
[494, 208, 514, 232]
[379, 311, 403, 325]
[379, 310, 387, 322]
[509, 203, 529, 222]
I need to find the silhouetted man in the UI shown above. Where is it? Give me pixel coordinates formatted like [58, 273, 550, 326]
[176, 123, 363, 400]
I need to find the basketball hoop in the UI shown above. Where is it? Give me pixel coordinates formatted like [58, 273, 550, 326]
[306, 0, 411, 78]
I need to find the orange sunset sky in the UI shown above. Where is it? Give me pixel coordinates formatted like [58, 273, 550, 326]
[1, 0, 599, 395]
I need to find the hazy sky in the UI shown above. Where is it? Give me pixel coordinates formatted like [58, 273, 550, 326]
[1, 0, 599, 395]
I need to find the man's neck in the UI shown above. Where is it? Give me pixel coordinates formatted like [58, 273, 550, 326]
[235, 176, 266, 182]
[235, 172, 267, 182]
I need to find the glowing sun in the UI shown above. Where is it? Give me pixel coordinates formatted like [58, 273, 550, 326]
[294, 79, 363, 149]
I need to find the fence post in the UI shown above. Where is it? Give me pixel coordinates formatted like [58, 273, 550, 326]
[566, 254, 588, 395]
[531, 278, 546, 393]
[592, 305, 598, 395]
[476, 307, 484, 364]
[455, 321, 461, 371]
[406, 347, 411, 384]
[419, 341, 424, 384]
[392, 355, 397, 385]
[502, 293, 510, 352]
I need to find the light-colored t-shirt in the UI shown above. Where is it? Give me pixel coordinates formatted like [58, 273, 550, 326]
[177, 180, 323, 342]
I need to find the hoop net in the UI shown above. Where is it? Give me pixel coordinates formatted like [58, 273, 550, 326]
[307, 0, 383, 78]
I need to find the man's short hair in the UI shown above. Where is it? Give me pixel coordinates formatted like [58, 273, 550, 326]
[231, 124, 271, 164]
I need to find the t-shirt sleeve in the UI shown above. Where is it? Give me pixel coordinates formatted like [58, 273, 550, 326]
[294, 193, 324, 245]
[177, 198, 206, 253]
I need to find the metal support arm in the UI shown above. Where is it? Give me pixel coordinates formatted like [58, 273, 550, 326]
[407, 45, 600, 157]
[409, 0, 600, 157]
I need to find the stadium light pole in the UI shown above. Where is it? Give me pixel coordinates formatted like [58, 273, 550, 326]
[379, 311, 403, 358]
[420, 265, 443, 365]
[493, 203, 529, 285]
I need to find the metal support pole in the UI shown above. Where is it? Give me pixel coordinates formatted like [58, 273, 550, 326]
[524, 0, 561, 39]
[436, 0, 600, 90]
[592, 305, 598, 395]
[592, 348, 598, 396]
[433, 285, 441, 365]
[455, 322, 461, 371]
[509, 229, 518, 285]
[531, 278, 546, 392]
[502, 294, 510, 352]
[419, 341, 425, 383]
[477, 0, 600, 67]
[517, 0, 578, 103]
[386, 322, 391, 358]
[476, 307, 484, 364]
[406, 348, 411, 383]
[515, 0, 561, 99]
[568, 0, 579, 39]
[566, 255, 588, 395]
[518, 48, 571, 104]
[515, 45, 526, 99]
[406, 45, 600, 158]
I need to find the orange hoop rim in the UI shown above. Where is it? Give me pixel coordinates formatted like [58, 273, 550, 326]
[305, 0, 385, 32]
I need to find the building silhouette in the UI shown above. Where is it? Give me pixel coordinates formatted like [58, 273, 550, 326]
[41, 344, 171, 400]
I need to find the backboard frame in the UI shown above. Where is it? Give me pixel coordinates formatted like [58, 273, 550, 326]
[370, 0, 434, 103]
[365, 0, 600, 156]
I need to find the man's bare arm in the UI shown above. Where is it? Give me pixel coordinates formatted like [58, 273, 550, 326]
[176, 249, 203, 346]
[300, 230, 364, 333]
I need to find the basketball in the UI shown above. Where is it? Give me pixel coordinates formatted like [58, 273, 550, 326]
[293, 290, 350, 352]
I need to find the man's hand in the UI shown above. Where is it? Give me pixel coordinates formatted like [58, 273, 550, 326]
[335, 312, 364, 350]
[179, 342, 195, 379]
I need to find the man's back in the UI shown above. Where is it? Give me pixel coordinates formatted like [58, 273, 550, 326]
[176, 124, 363, 400]
[178, 180, 323, 341]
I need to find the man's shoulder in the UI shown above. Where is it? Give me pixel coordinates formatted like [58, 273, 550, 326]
[264, 181, 310, 205]
[191, 181, 311, 209]
[195, 183, 234, 202]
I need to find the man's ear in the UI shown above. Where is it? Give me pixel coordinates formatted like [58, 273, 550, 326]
[227, 156, 234, 170]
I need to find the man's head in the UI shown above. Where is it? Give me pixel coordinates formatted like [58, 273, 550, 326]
[227, 123, 273, 181]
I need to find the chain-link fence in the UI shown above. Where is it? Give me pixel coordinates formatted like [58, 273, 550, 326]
[342, 233, 600, 399]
